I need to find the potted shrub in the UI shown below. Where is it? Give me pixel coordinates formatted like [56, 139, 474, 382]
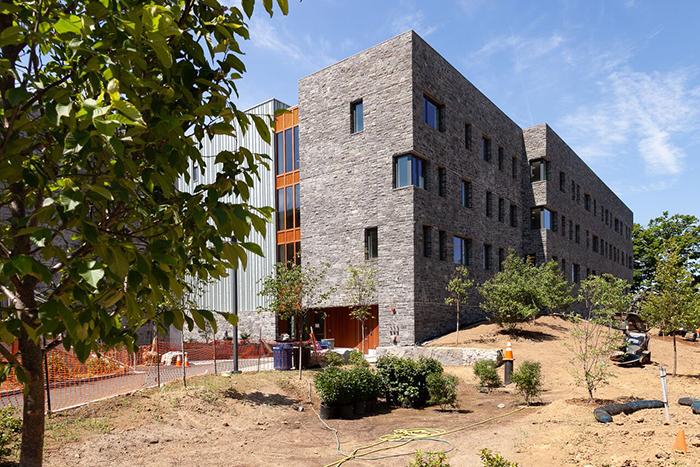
[314, 367, 342, 419]
[349, 366, 370, 416]
[337, 369, 355, 419]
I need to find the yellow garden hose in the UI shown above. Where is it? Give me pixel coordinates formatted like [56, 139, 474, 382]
[322, 406, 529, 467]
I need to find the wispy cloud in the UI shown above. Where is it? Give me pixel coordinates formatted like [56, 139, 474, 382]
[390, 10, 437, 37]
[473, 34, 566, 71]
[248, 17, 336, 71]
[561, 69, 700, 176]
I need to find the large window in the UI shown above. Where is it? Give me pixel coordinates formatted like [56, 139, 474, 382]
[275, 132, 284, 175]
[530, 207, 557, 231]
[424, 95, 442, 130]
[276, 126, 299, 175]
[423, 225, 432, 258]
[460, 180, 472, 208]
[351, 100, 363, 133]
[293, 126, 299, 170]
[284, 128, 293, 173]
[453, 236, 470, 265]
[394, 155, 425, 189]
[530, 159, 549, 182]
[365, 227, 378, 259]
[481, 136, 492, 162]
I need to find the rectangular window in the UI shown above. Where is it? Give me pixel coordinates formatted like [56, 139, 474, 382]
[460, 180, 472, 208]
[561, 258, 566, 273]
[586, 230, 590, 249]
[509, 203, 518, 227]
[453, 236, 470, 265]
[394, 154, 426, 189]
[294, 184, 300, 228]
[484, 243, 493, 270]
[350, 100, 363, 133]
[571, 180, 576, 201]
[438, 167, 446, 197]
[584, 193, 591, 211]
[531, 207, 556, 230]
[559, 171, 566, 192]
[594, 199, 597, 216]
[439, 230, 447, 261]
[485, 191, 493, 218]
[498, 248, 505, 271]
[575, 224, 580, 244]
[511, 157, 517, 179]
[365, 227, 378, 259]
[572, 263, 580, 283]
[576, 184, 581, 203]
[424, 95, 441, 130]
[285, 186, 293, 229]
[275, 132, 284, 175]
[277, 244, 285, 264]
[284, 128, 293, 173]
[569, 220, 573, 241]
[286, 243, 294, 265]
[561, 215, 566, 237]
[293, 126, 299, 170]
[192, 163, 200, 184]
[498, 147, 504, 171]
[276, 188, 284, 230]
[423, 225, 432, 258]
[481, 136, 492, 162]
[465, 123, 472, 150]
[498, 198, 505, 222]
[593, 235, 599, 252]
[530, 159, 549, 182]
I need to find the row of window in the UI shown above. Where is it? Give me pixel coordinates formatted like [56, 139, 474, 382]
[277, 241, 301, 265]
[276, 185, 300, 231]
[275, 126, 300, 175]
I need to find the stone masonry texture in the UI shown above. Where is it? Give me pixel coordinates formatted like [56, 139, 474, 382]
[299, 31, 634, 346]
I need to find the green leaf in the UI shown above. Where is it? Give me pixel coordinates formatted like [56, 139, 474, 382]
[54, 15, 82, 35]
[79, 266, 105, 288]
[242, 242, 263, 257]
[147, 32, 173, 68]
[0, 25, 22, 47]
[242, 0, 255, 17]
[250, 114, 271, 144]
[277, 0, 289, 15]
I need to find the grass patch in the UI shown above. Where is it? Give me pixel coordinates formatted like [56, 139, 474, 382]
[46, 416, 112, 443]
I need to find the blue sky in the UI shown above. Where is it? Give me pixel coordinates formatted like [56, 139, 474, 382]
[234, 0, 700, 225]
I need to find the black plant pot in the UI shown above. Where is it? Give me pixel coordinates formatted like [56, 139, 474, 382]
[366, 397, 376, 414]
[353, 399, 367, 417]
[339, 403, 354, 419]
[319, 403, 338, 420]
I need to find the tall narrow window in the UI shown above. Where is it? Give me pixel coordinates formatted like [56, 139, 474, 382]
[365, 227, 378, 259]
[465, 123, 472, 150]
[594, 199, 597, 216]
[481, 136, 492, 162]
[498, 248, 505, 271]
[529, 159, 549, 182]
[559, 171, 566, 192]
[275, 132, 284, 175]
[569, 220, 573, 241]
[509, 203, 518, 227]
[561, 215, 566, 237]
[192, 163, 200, 184]
[285, 186, 293, 229]
[453, 236, 470, 265]
[294, 184, 300, 228]
[293, 126, 299, 170]
[584, 193, 591, 211]
[460, 180, 472, 208]
[485, 191, 493, 218]
[284, 128, 293, 173]
[276, 189, 284, 230]
[483, 243, 492, 270]
[511, 157, 517, 179]
[576, 184, 581, 203]
[586, 230, 590, 249]
[423, 225, 432, 258]
[575, 224, 580, 244]
[498, 198, 505, 222]
[438, 167, 446, 197]
[572, 263, 580, 283]
[424, 95, 441, 130]
[439, 230, 446, 261]
[350, 100, 363, 133]
[570, 180, 576, 201]
[498, 147, 504, 171]
[394, 155, 426, 189]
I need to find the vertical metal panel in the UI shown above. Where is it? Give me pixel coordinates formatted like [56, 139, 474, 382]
[179, 99, 288, 322]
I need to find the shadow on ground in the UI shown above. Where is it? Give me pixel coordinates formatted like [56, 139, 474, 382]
[223, 388, 299, 406]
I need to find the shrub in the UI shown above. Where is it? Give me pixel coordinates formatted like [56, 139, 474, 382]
[348, 350, 369, 367]
[314, 367, 343, 406]
[376, 356, 444, 408]
[349, 366, 381, 401]
[0, 407, 21, 459]
[409, 450, 450, 467]
[427, 372, 458, 410]
[480, 449, 518, 467]
[511, 361, 543, 405]
[323, 351, 344, 367]
[473, 359, 501, 390]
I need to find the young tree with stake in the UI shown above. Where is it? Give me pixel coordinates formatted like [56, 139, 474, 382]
[0, 1, 289, 464]
[345, 264, 377, 354]
[444, 265, 474, 344]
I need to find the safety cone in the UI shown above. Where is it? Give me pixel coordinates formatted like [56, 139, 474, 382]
[504, 342, 514, 360]
[175, 354, 182, 367]
[184, 354, 190, 368]
[673, 430, 688, 454]
[503, 342, 514, 385]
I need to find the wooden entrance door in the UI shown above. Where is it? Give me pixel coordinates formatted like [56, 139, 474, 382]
[323, 306, 378, 353]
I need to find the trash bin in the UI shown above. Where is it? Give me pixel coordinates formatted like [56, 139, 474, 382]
[273, 343, 293, 371]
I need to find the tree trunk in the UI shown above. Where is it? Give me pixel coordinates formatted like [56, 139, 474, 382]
[456, 301, 460, 345]
[297, 316, 303, 380]
[19, 332, 45, 467]
[672, 334, 677, 376]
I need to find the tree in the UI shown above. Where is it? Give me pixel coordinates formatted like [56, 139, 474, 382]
[0, 1, 288, 464]
[479, 252, 573, 332]
[569, 274, 630, 401]
[640, 243, 700, 375]
[345, 264, 377, 354]
[444, 265, 474, 344]
[258, 262, 333, 379]
[633, 212, 700, 289]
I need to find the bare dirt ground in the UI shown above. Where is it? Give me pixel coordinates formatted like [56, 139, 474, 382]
[23, 317, 700, 466]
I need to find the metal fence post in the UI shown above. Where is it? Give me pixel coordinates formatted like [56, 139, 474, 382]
[155, 327, 161, 389]
[213, 337, 217, 375]
[181, 330, 187, 388]
[257, 326, 262, 373]
[43, 339, 52, 415]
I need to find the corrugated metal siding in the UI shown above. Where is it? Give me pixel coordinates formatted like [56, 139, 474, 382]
[179, 99, 288, 319]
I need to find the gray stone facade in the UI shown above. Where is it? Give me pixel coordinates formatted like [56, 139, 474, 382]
[298, 31, 633, 346]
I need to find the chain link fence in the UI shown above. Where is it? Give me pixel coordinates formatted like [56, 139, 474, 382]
[0, 335, 274, 413]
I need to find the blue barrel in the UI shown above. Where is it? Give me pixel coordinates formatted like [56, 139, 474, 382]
[273, 343, 293, 371]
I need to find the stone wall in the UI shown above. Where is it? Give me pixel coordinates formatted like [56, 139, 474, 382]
[376, 345, 503, 366]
